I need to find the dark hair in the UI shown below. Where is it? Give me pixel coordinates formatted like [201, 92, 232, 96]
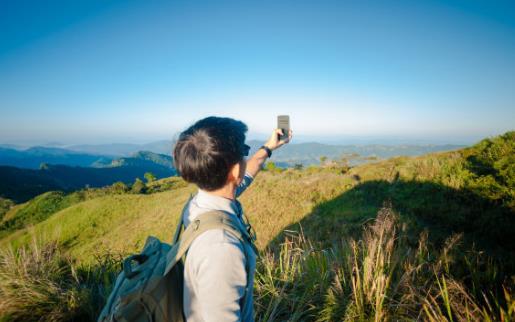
[173, 116, 248, 191]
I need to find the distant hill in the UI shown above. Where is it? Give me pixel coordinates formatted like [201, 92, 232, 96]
[67, 140, 174, 156]
[0, 146, 113, 169]
[0, 151, 176, 202]
[68, 139, 465, 166]
[246, 139, 465, 166]
[0, 144, 176, 170]
[109, 151, 174, 168]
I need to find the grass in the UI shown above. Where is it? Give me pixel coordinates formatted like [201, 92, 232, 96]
[0, 167, 352, 261]
[1, 206, 512, 321]
[254, 206, 514, 321]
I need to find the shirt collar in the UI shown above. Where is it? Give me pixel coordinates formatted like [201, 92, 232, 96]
[194, 189, 242, 218]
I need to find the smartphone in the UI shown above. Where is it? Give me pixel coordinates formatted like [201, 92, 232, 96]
[277, 115, 290, 141]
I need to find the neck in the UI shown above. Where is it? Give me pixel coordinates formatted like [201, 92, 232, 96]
[204, 182, 236, 200]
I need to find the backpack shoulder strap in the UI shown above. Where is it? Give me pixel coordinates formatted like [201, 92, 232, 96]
[171, 193, 195, 244]
[164, 210, 250, 275]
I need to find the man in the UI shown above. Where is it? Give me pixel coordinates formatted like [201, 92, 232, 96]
[172, 116, 292, 321]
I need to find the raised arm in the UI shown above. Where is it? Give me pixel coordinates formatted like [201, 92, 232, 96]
[245, 128, 293, 179]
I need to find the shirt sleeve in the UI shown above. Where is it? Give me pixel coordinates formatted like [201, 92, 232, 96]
[235, 171, 254, 198]
[190, 235, 247, 322]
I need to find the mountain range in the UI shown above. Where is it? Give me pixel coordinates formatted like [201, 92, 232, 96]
[0, 140, 465, 169]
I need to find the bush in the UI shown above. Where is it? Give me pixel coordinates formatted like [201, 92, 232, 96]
[130, 178, 146, 194]
[263, 161, 284, 173]
[107, 181, 129, 194]
[0, 197, 14, 221]
[144, 172, 156, 184]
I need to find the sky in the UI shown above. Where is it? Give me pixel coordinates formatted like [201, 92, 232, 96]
[0, 0, 514, 146]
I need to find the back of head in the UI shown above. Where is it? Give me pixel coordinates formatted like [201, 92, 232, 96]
[173, 116, 248, 191]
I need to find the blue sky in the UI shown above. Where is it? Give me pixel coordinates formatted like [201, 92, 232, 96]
[1, 0, 514, 145]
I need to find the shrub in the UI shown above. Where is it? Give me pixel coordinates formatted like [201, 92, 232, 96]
[0, 197, 14, 221]
[294, 163, 304, 170]
[130, 178, 146, 194]
[107, 181, 129, 194]
[144, 172, 156, 184]
[263, 161, 285, 173]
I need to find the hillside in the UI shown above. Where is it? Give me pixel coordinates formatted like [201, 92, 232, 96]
[0, 132, 513, 321]
[0, 151, 176, 203]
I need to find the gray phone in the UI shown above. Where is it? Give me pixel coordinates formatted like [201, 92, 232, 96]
[277, 115, 290, 141]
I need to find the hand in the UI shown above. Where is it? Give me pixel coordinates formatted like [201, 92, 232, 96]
[264, 128, 293, 151]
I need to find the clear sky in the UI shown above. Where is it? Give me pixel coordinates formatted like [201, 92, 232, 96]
[1, 0, 514, 145]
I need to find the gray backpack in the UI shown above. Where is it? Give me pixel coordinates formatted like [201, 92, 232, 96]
[97, 196, 257, 322]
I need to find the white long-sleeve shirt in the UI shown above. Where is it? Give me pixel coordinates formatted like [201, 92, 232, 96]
[181, 172, 256, 322]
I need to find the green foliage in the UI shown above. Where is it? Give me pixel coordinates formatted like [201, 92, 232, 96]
[145, 177, 189, 194]
[319, 155, 328, 164]
[293, 163, 304, 170]
[461, 131, 514, 208]
[39, 162, 50, 170]
[264, 161, 284, 173]
[106, 181, 129, 194]
[0, 197, 14, 221]
[130, 178, 147, 194]
[144, 172, 156, 184]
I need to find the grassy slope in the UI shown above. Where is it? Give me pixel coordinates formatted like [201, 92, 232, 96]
[0, 168, 353, 263]
[0, 132, 512, 264]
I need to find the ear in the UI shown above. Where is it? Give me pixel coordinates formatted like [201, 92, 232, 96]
[228, 162, 241, 183]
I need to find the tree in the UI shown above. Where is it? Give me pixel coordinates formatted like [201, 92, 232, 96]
[0, 197, 14, 221]
[144, 172, 156, 184]
[265, 161, 277, 171]
[320, 156, 327, 165]
[294, 163, 304, 170]
[109, 181, 129, 194]
[131, 178, 147, 194]
[338, 157, 350, 174]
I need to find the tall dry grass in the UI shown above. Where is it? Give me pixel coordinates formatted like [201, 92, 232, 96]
[0, 206, 512, 321]
[0, 239, 88, 321]
[253, 206, 514, 321]
[0, 238, 121, 321]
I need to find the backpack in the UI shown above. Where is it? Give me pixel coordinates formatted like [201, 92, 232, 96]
[97, 195, 257, 322]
